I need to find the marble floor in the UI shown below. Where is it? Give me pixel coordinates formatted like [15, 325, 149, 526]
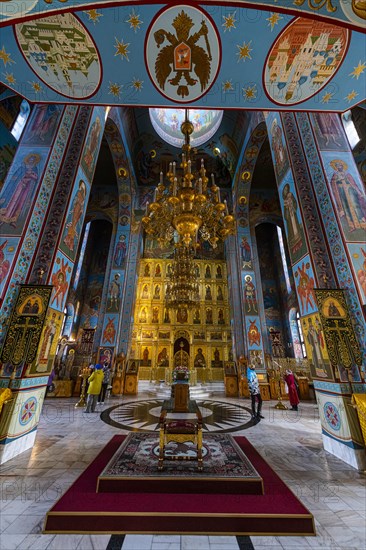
[0, 384, 365, 550]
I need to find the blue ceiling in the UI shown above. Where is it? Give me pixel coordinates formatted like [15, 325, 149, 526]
[0, 2, 364, 112]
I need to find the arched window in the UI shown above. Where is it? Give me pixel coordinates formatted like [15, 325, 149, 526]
[296, 311, 306, 358]
[11, 99, 30, 140]
[341, 110, 360, 149]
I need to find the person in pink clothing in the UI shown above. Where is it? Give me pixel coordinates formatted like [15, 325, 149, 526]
[284, 369, 300, 411]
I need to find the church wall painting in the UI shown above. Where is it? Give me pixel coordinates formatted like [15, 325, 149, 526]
[347, 243, 366, 305]
[266, 113, 290, 182]
[278, 174, 307, 264]
[59, 170, 90, 262]
[0, 236, 18, 301]
[301, 313, 333, 381]
[145, 5, 221, 104]
[310, 113, 349, 152]
[97, 346, 114, 369]
[15, 13, 101, 99]
[321, 151, 366, 243]
[49, 252, 72, 313]
[79, 289, 101, 330]
[315, 289, 362, 383]
[354, 147, 366, 186]
[101, 314, 118, 346]
[0, 121, 17, 190]
[239, 230, 252, 270]
[0, 284, 52, 374]
[264, 18, 349, 106]
[242, 273, 258, 315]
[106, 270, 125, 314]
[88, 182, 118, 220]
[293, 257, 317, 317]
[80, 108, 104, 182]
[0, 148, 47, 235]
[21, 105, 63, 147]
[29, 307, 63, 375]
[262, 278, 281, 320]
[246, 317, 261, 349]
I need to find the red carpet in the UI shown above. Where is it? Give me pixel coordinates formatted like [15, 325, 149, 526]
[44, 435, 315, 536]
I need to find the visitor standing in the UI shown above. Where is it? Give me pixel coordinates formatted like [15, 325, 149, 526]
[85, 364, 103, 413]
[247, 363, 264, 421]
[284, 369, 300, 411]
[98, 362, 111, 405]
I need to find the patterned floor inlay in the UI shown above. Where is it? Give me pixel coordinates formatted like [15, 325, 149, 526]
[101, 399, 253, 433]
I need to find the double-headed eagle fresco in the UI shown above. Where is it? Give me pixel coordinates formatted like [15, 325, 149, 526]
[154, 10, 212, 99]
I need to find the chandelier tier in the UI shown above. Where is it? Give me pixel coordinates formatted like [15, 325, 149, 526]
[165, 245, 199, 311]
[142, 112, 235, 249]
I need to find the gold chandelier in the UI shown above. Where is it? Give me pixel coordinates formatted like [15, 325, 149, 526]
[165, 245, 199, 311]
[142, 111, 235, 249]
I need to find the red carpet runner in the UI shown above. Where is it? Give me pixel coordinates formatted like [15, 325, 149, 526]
[44, 435, 316, 536]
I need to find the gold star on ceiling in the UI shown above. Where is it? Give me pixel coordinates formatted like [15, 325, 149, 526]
[29, 81, 42, 93]
[114, 38, 130, 61]
[222, 80, 234, 92]
[266, 12, 282, 30]
[222, 12, 236, 32]
[345, 90, 358, 102]
[126, 10, 143, 32]
[237, 41, 252, 62]
[242, 84, 257, 101]
[321, 92, 333, 103]
[132, 78, 143, 91]
[109, 82, 122, 98]
[84, 10, 103, 23]
[0, 47, 14, 67]
[349, 60, 366, 80]
[4, 72, 16, 85]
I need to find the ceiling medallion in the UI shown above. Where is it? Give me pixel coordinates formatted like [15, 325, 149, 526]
[145, 5, 221, 102]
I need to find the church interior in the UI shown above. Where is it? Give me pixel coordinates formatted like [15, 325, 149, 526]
[0, 1, 365, 549]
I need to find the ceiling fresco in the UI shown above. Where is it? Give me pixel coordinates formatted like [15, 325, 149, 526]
[0, 2, 364, 112]
[0, 0, 365, 29]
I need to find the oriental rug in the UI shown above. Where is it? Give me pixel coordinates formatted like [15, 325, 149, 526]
[97, 433, 263, 494]
[44, 435, 316, 536]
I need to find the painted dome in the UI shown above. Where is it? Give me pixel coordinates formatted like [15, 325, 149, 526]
[149, 108, 223, 148]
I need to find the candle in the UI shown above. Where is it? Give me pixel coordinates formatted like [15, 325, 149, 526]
[160, 171, 163, 184]
[173, 177, 177, 196]
[145, 201, 149, 215]
[211, 173, 215, 185]
[224, 199, 228, 215]
[153, 188, 157, 202]
[173, 161, 176, 176]
[188, 160, 191, 174]
[198, 178, 202, 195]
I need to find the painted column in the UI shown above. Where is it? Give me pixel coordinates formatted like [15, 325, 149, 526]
[0, 105, 107, 463]
[93, 111, 136, 362]
[231, 121, 268, 369]
[0, 104, 78, 463]
[294, 111, 366, 470]
[267, 111, 365, 469]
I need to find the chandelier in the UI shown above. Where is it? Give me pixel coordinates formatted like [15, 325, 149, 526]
[165, 245, 199, 312]
[142, 111, 235, 249]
